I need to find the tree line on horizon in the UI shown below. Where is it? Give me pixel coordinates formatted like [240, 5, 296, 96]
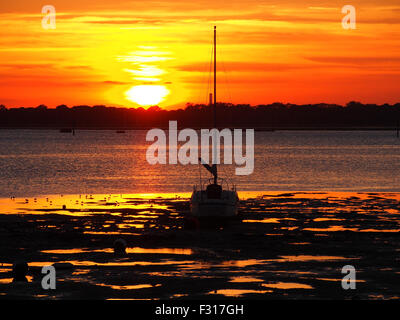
[0, 101, 399, 129]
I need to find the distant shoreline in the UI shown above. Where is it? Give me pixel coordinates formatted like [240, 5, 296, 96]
[1, 103, 399, 130]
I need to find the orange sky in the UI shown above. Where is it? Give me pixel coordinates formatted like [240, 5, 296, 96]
[0, 0, 399, 109]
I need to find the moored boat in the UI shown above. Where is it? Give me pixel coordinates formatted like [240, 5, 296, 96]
[190, 26, 239, 218]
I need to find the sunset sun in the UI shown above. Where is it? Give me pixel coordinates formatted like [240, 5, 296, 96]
[125, 85, 170, 106]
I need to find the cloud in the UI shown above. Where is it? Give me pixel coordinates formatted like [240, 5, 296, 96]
[84, 18, 169, 24]
[103, 80, 131, 85]
[0, 63, 54, 69]
[64, 65, 94, 70]
[305, 56, 400, 65]
[177, 61, 322, 73]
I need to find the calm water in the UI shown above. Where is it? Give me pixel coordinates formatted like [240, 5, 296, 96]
[0, 129, 399, 197]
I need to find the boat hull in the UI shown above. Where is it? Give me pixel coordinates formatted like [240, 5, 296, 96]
[191, 202, 238, 217]
[190, 190, 238, 217]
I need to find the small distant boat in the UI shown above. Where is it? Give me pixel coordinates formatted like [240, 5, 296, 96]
[116, 130, 125, 133]
[190, 26, 239, 218]
[59, 128, 73, 133]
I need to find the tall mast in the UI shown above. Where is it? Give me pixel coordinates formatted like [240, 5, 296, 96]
[213, 25, 217, 129]
[212, 25, 218, 184]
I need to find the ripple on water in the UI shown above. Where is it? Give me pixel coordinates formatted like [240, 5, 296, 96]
[229, 276, 264, 283]
[41, 247, 193, 255]
[262, 282, 313, 290]
[277, 255, 357, 262]
[208, 289, 272, 297]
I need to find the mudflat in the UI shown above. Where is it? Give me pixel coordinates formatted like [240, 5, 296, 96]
[0, 192, 399, 300]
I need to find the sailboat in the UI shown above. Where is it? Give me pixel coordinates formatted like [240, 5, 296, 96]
[190, 26, 239, 218]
